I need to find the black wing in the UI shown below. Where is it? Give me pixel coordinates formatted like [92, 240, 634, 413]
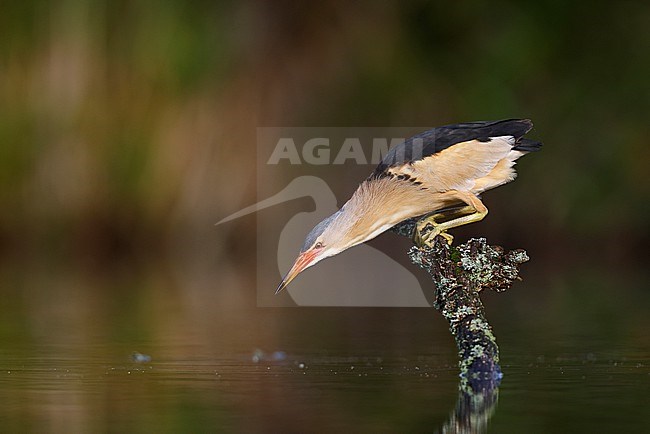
[374, 119, 539, 174]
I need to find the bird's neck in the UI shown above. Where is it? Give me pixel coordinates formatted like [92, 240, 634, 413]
[338, 178, 428, 246]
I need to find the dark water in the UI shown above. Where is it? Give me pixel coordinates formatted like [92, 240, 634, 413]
[1, 264, 648, 433]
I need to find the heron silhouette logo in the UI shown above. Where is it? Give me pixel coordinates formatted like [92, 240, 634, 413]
[216, 128, 432, 307]
[217, 176, 429, 307]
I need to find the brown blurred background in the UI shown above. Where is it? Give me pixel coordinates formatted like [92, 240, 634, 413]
[1, 1, 649, 432]
[1, 1, 648, 267]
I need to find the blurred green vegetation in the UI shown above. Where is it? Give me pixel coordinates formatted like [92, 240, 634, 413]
[0, 1, 648, 262]
[1, 0, 648, 268]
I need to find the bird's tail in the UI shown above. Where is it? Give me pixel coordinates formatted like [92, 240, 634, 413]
[513, 138, 542, 152]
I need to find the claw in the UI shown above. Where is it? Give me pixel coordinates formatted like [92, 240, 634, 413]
[414, 215, 454, 247]
[414, 218, 434, 247]
[439, 231, 454, 245]
[417, 229, 454, 247]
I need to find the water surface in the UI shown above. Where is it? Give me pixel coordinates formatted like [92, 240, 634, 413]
[1, 263, 648, 433]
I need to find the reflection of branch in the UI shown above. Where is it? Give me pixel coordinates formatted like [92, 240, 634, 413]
[442, 381, 498, 434]
[393, 221, 529, 433]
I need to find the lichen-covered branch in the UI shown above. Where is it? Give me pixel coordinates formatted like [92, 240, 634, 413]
[393, 221, 529, 432]
[409, 237, 528, 385]
[393, 220, 528, 386]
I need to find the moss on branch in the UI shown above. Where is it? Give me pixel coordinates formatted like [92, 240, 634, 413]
[409, 236, 528, 388]
[393, 221, 529, 431]
[393, 220, 528, 388]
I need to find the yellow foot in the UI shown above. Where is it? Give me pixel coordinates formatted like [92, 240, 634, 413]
[414, 218, 454, 247]
[438, 231, 454, 245]
[418, 229, 454, 247]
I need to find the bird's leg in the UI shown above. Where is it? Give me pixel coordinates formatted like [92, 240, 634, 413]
[414, 206, 475, 246]
[428, 195, 489, 243]
[415, 194, 489, 247]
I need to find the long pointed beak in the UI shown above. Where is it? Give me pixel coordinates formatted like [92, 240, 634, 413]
[276, 249, 320, 294]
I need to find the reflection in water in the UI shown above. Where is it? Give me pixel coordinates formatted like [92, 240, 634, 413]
[1, 253, 649, 432]
[440, 373, 500, 434]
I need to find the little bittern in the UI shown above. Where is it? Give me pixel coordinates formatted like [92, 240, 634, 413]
[277, 119, 541, 293]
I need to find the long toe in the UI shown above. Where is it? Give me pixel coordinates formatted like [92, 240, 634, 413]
[439, 232, 454, 245]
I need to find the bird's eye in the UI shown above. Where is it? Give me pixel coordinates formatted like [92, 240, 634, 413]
[314, 242, 323, 249]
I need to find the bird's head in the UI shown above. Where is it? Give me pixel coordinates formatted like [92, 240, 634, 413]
[276, 210, 358, 294]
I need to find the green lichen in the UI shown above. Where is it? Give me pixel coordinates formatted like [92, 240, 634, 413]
[406, 236, 527, 381]
[470, 345, 485, 358]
